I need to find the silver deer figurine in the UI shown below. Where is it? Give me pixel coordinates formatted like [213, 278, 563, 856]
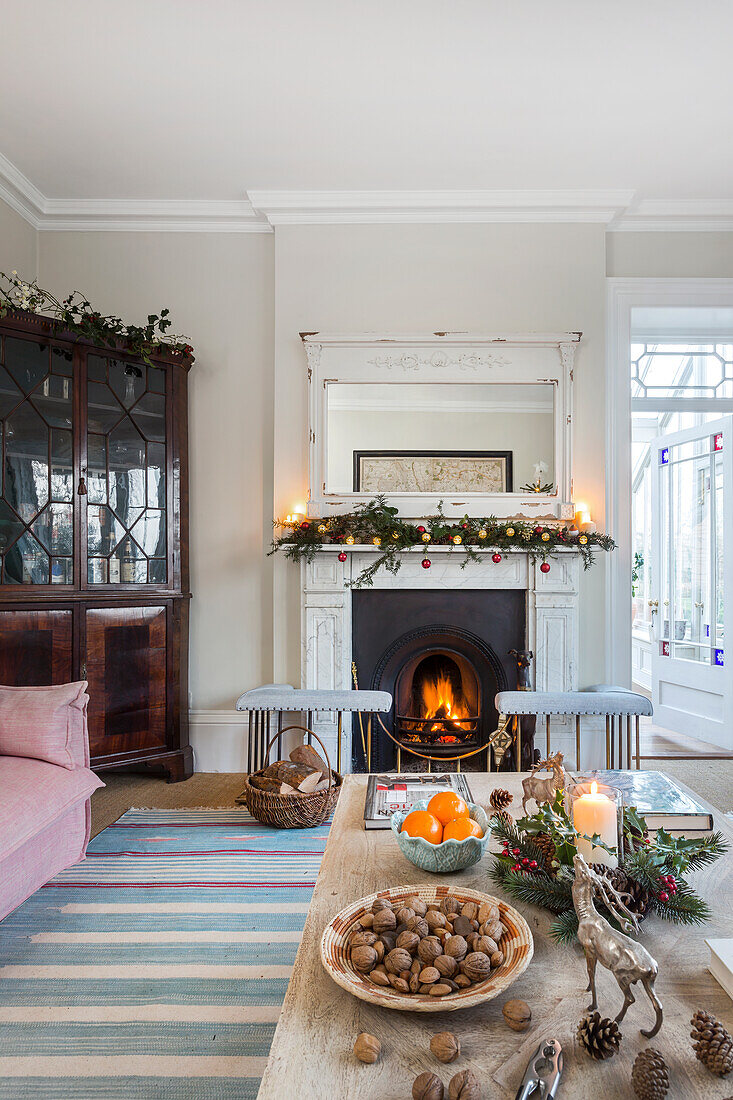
[572, 853, 663, 1038]
[521, 750, 566, 813]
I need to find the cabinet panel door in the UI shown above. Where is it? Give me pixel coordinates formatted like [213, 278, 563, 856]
[0, 608, 73, 684]
[86, 605, 167, 758]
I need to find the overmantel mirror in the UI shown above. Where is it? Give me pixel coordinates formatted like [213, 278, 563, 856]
[302, 332, 578, 519]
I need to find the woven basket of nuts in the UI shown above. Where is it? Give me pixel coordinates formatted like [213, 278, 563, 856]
[321, 884, 533, 1013]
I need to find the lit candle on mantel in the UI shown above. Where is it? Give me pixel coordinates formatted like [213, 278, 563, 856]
[573, 781, 618, 868]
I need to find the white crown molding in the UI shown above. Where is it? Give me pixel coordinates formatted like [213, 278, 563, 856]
[0, 152, 46, 229]
[247, 189, 636, 225]
[609, 201, 733, 233]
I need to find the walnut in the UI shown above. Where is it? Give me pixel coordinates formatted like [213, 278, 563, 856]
[371, 897, 393, 914]
[435, 954, 458, 978]
[385, 947, 412, 974]
[419, 966, 440, 984]
[373, 908, 397, 934]
[441, 896, 462, 916]
[430, 1031, 461, 1063]
[444, 935, 468, 960]
[405, 894, 428, 917]
[466, 933, 480, 952]
[350, 929, 377, 947]
[429, 983, 453, 996]
[490, 950, 504, 969]
[448, 1068, 481, 1100]
[353, 1032, 381, 1063]
[418, 936, 442, 964]
[502, 999, 531, 1032]
[480, 921, 502, 942]
[351, 945, 377, 972]
[461, 952, 491, 982]
[396, 930, 420, 953]
[359, 912, 374, 929]
[475, 936, 497, 956]
[407, 916, 429, 937]
[426, 909, 447, 931]
[413, 1071, 445, 1100]
[461, 902, 478, 922]
[396, 906, 416, 924]
[477, 902, 498, 925]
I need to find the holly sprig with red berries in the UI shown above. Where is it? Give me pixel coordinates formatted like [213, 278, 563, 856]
[488, 790, 727, 943]
[271, 495, 615, 589]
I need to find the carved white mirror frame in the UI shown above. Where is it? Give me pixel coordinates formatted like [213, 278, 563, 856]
[302, 331, 579, 519]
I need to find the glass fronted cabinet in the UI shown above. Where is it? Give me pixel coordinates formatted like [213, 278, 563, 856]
[0, 309, 191, 780]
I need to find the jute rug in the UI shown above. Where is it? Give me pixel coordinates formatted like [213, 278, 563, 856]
[0, 808, 330, 1099]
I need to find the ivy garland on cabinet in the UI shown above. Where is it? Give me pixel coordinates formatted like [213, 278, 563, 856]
[271, 497, 616, 589]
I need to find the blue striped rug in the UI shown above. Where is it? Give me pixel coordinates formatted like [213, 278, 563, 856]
[0, 808, 330, 1099]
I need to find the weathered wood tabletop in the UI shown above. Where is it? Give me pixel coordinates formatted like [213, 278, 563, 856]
[257, 773, 733, 1099]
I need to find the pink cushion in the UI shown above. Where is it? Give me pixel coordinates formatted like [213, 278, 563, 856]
[0, 755, 103, 862]
[0, 681, 89, 769]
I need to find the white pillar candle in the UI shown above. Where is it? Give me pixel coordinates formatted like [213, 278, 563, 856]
[573, 781, 618, 868]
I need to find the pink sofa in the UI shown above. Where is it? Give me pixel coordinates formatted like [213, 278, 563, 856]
[0, 682, 104, 922]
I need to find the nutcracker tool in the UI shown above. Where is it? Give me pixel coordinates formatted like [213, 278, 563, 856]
[514, 1037, 563, 1100]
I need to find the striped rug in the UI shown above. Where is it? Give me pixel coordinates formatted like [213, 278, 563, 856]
[0, 807, 330, 1099]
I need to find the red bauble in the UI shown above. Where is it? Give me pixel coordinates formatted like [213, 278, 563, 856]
[492, 552, 502, 563]
[534, 525, 543, 534]
[421, 557, 432, 569]
[540, 562, 551, 573]
[417, 525, 426, 533]
[300, 521, 310, 529]
[337, 551, 347, 562]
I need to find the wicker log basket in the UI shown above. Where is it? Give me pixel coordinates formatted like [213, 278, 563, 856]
[243, 726, 342, 828]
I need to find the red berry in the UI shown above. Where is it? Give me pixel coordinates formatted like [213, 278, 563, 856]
[540, 562, 551, 574]
[512, 848, 520, 857]
[529, 860, 538, 869]
[521, 857, 529, 866]
[659, 891, 669, 902]
[492, 552, 502, 563]
[337, 551, 347, 562]
[462, 522, 469, 529]
[300, 521, 310, 529]
[421, 558, 431, 569]
[512, 864, 521, 872]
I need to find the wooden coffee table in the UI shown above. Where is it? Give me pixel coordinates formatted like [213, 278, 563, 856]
[257, 773, 733, 1099]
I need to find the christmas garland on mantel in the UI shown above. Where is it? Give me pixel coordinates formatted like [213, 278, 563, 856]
[271, 496, 615, 589]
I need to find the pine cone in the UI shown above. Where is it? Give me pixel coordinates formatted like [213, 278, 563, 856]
[489, 788, 513, 811]
[591, 865, 650, 920]
[495, 808, 513, 830]
[691, 1009, 733, 1076]
[632, 1048, 669, 1099]
[533, 831, 557, 870]
[576, 1012, 622, 1060]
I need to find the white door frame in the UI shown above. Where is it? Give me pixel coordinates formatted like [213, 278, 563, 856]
[605, 278, 733, 687]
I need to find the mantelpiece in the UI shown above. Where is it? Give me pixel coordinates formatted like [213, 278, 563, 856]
[302, 331, 579, 519]
[301, 545, 581, 772]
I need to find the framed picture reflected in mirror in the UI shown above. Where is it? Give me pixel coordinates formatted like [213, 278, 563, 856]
[353, 450, 513, 494]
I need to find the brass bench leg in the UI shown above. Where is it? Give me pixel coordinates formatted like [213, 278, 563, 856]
[635, 716, 641, 769]
[396, 744, 401, 771]
[575, 715, 581, 771]
[626, 715, 632, 771]
[515, 716, 521, 772]
[366, 714, 372, 772]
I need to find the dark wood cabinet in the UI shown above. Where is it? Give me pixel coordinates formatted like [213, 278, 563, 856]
[0, 309, 192, 781]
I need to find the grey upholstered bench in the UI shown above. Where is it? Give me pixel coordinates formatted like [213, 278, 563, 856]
[494, 690, 653, 770]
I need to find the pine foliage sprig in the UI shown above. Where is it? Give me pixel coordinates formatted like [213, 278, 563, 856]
[489, 865, 574, 914]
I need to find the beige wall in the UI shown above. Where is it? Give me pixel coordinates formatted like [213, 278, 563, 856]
[607, 232, 733, 277]
[0, 200, 37, 281]
[273, 223, 609, 688]
[37, 231, 275, 714]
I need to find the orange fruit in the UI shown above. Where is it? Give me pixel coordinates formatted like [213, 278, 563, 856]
[443, 817, 484, 842]
[401, 810, 443, 844]
[427, 791, 469, 826]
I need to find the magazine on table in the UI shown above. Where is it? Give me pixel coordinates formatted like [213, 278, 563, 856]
[364, 772, 473, 829]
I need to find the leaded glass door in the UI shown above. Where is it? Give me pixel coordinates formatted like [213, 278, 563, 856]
[85, 354, 168, 586]
[651, 416, 733, 747]
[0, 333, 75, 585]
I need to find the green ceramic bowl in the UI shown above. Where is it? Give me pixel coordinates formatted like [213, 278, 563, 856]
[391, 799, 490, 874]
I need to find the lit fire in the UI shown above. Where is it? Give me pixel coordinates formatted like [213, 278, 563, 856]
[397, 671, 472, 743]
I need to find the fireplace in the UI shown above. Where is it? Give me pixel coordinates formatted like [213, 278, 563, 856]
[351, 589, 526, 771]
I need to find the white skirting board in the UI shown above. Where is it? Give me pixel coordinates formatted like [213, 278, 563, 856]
[187, 711, 610, 773]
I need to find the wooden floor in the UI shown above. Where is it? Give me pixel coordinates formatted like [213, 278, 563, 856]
[639, 716, 733, 760]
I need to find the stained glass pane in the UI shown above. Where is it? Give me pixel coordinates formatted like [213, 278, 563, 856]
[87, 505, 125, 556]
[4, 531, 49, 584]
[109, 359, 145, 408]
[32, 503, 73, 555]
[87, 433, 107, 504]
[130, 509, 166, 557]
[32, 375, 73, 429]
[5, 403, 49, 522]
[132, 392, 165, 442]
[87, 382, 123, 433]
[0, 365, 22, 419]
[4, 337, 49, 394]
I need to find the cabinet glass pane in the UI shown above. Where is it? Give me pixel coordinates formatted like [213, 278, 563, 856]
[87, 356, 167, 585]
[0, 334, 73, 584]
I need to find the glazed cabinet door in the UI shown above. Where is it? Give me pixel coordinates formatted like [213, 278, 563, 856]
[85, 604, 168, 761]
[0, 608, 73, 684]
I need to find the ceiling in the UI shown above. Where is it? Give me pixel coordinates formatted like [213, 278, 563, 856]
[1, 1, 732, 230]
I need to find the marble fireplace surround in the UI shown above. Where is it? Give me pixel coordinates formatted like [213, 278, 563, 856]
[302, 545, 583, 773]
